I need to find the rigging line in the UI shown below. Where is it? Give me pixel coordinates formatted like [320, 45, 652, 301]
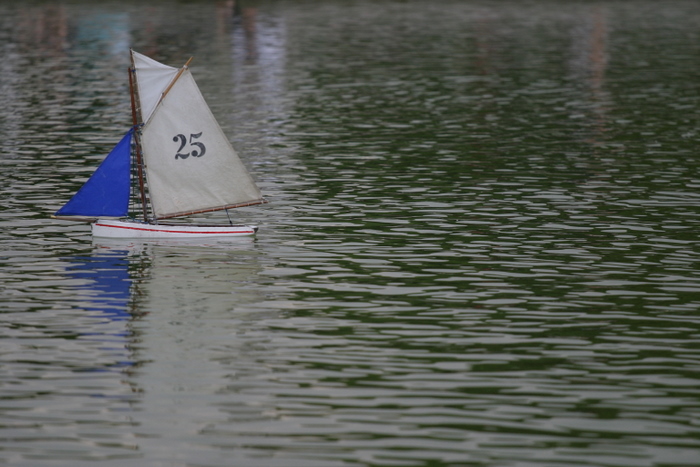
[225, 208, 234, 226]
[129, 135, 136, 216]
[128, 51, 151, 222]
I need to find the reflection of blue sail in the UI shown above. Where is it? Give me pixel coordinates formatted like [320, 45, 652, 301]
[67, 250, 132, 322]
[66, 249, 135, 372]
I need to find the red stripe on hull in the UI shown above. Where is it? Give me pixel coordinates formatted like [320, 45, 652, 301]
[94, 223, 255, 235]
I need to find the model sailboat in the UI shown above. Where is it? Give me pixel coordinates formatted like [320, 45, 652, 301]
[53, 50, 266, 238]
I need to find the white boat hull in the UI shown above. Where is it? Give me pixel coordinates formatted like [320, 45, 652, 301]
[92, 219, 257, 238]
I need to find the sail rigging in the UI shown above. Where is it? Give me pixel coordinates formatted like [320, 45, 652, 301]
[128, 57, 149, 221]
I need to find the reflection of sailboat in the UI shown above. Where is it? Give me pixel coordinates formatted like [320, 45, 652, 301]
[54, 50, 267, 238]
[64, 247, 143, 375]
[89, 237, 265, 451]
[93, 237, 263, 327]
[95, 237, 263, 374]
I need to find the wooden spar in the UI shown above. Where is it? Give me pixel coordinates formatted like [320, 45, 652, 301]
[155, 198, 269, 221]
[128, 51, 149, 222]
[159, 56, 193, 104]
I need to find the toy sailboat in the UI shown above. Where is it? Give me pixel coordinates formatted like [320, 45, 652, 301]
[53, 50, 267, 238]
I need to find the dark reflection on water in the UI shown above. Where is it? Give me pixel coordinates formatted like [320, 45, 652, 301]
[1, 1, 700, 466]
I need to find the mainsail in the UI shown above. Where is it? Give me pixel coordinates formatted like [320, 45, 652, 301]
[132, 51, 265, 219]
[54, 130, 133, 219]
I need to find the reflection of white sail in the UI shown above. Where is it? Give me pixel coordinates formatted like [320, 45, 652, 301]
[141, 70, 263, 219]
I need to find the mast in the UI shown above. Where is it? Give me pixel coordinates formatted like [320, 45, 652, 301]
[128, 49, 150, 222]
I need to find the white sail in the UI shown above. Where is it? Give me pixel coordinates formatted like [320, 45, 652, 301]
[132, 51, 179, 123]
[140, 69, 264, 219]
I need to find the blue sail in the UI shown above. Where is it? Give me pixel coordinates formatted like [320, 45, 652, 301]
[55, 130, 133, 218]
